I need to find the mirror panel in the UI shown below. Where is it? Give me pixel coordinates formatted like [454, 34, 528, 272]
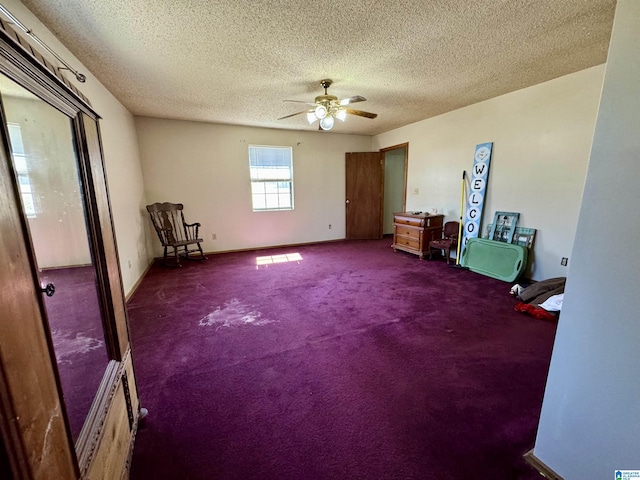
[0, 73, 110, 444]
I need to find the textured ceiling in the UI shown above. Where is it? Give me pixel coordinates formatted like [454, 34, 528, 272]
[18, 0, 616, 135]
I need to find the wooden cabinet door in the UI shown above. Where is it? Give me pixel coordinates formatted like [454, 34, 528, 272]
[0, 25, 140, 480]
[0, 101, 78, 480]
[345, 152, 383, 239]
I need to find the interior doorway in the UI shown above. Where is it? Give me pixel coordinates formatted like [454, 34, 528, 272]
[381, 143, 408, 235]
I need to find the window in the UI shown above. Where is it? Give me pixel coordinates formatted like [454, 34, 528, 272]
[249, 145, 293, 211]
[7, 123, 37, 217]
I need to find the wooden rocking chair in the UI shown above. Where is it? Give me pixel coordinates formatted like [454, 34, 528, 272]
[146, 202, 206, 267]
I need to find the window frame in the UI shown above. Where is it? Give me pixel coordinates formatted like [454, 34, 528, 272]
[248, 145, 294, 212]
[6, 122, 37, 218]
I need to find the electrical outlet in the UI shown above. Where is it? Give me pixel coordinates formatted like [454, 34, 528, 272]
[127, 260, 132, 269]
[212, 234, 217, 240]
[561, 257, 568, 266]
[413, 187, 419, 195]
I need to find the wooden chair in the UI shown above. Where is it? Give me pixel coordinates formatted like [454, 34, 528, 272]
[428, 221, 460, 264]
[146, 202, 206, 267]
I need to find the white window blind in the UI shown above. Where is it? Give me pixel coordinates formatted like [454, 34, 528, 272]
[249, 145, 293, 211]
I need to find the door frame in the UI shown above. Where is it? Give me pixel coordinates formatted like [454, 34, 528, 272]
[380, 142, 409, 212]
[344, 144, 409, 240]
[380, 142, 409, 232]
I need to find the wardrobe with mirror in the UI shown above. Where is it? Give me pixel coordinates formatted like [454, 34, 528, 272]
[0, 16, 141, 480]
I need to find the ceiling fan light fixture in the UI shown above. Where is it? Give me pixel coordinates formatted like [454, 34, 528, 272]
[315, 105, 327, 119]
[320, 116, 334, 130]
[306, 112, 317, 124]
[336, 108, 347, 121]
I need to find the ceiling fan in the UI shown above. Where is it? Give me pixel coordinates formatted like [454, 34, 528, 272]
[278, 79, 377, 131]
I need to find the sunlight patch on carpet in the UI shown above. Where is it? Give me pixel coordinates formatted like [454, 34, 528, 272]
[51, 329, 104, 364]
[256, 252, 302, 266]
[199, 298, 273, 330]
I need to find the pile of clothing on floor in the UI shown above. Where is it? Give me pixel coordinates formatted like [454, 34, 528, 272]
[510, 277, 565, 321]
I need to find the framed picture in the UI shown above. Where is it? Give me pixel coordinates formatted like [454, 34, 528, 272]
[488, 211, 520, 244]
[511, 227, 536, 248]
[485, 224, 536, 249]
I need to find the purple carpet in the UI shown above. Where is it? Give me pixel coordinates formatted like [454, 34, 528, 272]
[41, 266, 109, 441]
[127, 239, 555, 479]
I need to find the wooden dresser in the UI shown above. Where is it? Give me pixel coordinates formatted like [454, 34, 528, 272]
[392, 212, 444, 259]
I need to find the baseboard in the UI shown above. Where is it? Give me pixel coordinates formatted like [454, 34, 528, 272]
[203, 238, 348, 257]
[524, 449, 564, 480]
[124, 259, 155, 303]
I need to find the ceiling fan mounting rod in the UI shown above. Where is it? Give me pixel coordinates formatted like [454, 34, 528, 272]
[320, 79, 332, 94]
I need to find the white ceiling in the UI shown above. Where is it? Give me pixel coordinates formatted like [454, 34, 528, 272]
[19, 0, 616, 135]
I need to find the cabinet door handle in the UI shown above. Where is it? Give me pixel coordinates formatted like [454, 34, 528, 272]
[40, 283, 56, 297]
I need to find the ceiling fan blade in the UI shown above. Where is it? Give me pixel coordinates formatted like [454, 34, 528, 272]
[345, 108, 377, 119]
[283, 100, 318, 106]
[278, 109, 312, 120]
[339, 95, 366, 106]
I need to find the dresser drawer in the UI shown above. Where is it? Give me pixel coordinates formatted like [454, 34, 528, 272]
[395, 236, 421, 250]
[394, 215, 424, 227]
[395, 225, 421, 238]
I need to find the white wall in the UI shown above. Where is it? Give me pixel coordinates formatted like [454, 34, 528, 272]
[533, 1, 640, 477]
[372, 66, 605, 280]
[135, 118, 372, 255]
[5, 0, 151, 295]
[3, 96, 91, 268]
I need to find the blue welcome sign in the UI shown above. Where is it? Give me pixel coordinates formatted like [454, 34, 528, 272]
[461, 142, 493, 254]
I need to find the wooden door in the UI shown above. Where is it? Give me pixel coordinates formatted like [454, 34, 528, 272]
[345, 152, 384, 239]
[0, 24, 140, 480]
[0, 97, 78, 479]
